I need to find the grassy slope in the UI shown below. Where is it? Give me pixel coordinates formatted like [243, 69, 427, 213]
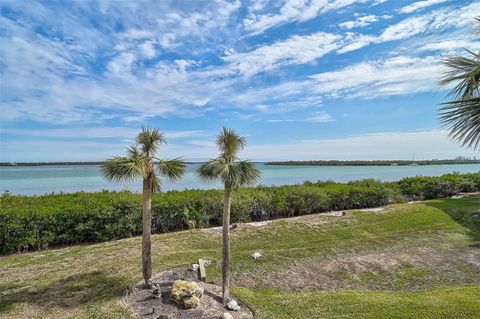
[0, 197, 479, 318]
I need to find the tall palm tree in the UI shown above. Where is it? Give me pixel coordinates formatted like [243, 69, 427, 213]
[101, 127, 186, 287]
[439, 17, 480, 150]
[197, 127, 261, 304]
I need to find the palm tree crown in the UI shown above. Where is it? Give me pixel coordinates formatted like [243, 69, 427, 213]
[197, 127, 261, 188]
[102, 127, 185, 191]
[439, 17, 480, 150]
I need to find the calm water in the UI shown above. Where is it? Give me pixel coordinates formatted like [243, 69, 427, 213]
[1, 163, 479, 195]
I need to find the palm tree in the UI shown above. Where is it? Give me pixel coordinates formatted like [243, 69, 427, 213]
[439, 17, 480, 150]
[101, 127, 186, 288]
[196, 127, 261, 304]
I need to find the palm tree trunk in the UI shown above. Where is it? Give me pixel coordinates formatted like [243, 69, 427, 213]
[222, 183, 232, 304]
[142, 175, 153, 288]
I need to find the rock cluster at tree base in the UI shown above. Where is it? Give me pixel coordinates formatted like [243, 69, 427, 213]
[123, 268, 254, 318]
[227, 299, 241, 311]
[170, 280, 204, 309]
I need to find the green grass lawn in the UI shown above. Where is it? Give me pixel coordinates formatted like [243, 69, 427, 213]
[0, 196, 479, 318]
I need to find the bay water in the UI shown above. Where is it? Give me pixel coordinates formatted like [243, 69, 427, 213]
[1, 163, 478, 195]
[0, 163, 480, 195]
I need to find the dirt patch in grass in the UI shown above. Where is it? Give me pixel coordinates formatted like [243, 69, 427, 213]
[254, 246, 480, 293]
[123, 268, 254, 319]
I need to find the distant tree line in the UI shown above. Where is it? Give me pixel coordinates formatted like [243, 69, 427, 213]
[0, 161, 202, 166]
[3, 159, 480, 167]
[265, 159, 480, 166]
[0, 161, 104, 166]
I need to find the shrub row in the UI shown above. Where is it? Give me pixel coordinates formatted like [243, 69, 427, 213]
[1, 172, 478, 254]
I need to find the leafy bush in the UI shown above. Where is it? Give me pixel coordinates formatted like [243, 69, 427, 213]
[398, 173, 479, 200]
[1, 172, 478, 254]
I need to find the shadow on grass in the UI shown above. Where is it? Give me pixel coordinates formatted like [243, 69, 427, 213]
[424, 196, 480, 242]
[0, 271, 127, 314]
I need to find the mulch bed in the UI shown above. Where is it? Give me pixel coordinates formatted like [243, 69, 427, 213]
[122, 268, 254, 319]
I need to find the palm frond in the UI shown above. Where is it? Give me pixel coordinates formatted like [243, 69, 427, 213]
[439, 97, 480, 149]
[156, 158, 186, 182]
[101, 156, 143, 182]
[219, 162, 242, 187]
[136, 126, 166, 155]
[221, 161, 261, 188]
[197, 158, 261, 188]
[151, 169, 162, 193]
[439, 51, 480, 99]
[127, 145, 147, 176]
[198, 128, 262, 188]
[216, 127, 246, 160]
[196, 159, 225, 182]
[236, 160, 262, 186]
[438, 18, 480, 150]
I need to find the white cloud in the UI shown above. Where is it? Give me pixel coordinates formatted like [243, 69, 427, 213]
[243, 130, 479, 160]
[2, 127, 206, 140]
[380, 2, 480, 42]
[264, 111, 333, 123]
[120, 29, 155, 40]
[399, 0, 448, 14]
[339, 14, 379, 29]
[332, 2, 480, 54]
[248, 0, 269, 13]
[307, 111, 335, 122]
[140, 41, 156, 58]
[107, 52, 137, 78]
[223, 32, 341, 76]
[336, 33, 377, 53]
[416, 39, 480, 53]
[244, 0, 368, 35]
[310, 55, 442, 99]
[267, 119, 296, 123]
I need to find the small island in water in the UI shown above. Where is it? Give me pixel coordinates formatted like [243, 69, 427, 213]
[266, 158, 480, 166]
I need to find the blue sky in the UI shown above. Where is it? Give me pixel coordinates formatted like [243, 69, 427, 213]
[1, 0, 479, 162]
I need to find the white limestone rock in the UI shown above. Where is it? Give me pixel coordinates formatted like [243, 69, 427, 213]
[222, 313, 234, 319]
[227, 299, 241, 311]
[251, 252, 262, 260]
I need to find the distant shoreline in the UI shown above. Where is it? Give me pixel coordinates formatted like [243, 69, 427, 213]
[1, 159, 479, 167]
[265, 159, 480, 166]
[0, 161, 204, 167]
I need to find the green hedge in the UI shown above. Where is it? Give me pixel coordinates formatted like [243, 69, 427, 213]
[1, 172, 478, 254]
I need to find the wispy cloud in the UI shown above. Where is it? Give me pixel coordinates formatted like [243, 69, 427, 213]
[222, 32, 341, 77]
[243, 130, 478, 160]
[379, 2, 479, 43]
[398, 0, 448, 14]
[306, 111, 335, 123]
[2, 127, 206, 140]
[265, 110, 334, 123]
[333, 2, 479, 54]
[267, 119, 296, 123]
[310, 55, 442, 99]
[339, 14, 380, 29]
[243, 0, 368, 35]
[4, 129, 474, 162]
